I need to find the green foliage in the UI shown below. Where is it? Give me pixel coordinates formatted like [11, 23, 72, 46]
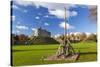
[11, 34, 30, 45]
[85, 34, 97, 42]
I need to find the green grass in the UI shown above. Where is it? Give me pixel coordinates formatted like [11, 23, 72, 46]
[12, 42, 97, 66]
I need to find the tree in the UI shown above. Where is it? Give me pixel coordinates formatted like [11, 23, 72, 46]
[80, 33, 87, 41]
[70, 34, 75, 42]
[75, 33, 81, 42]
[11, 34, 19, 45]
[86, 34, 97, 42]
[11, 34, 30, 45]
[18, 34, 30, 44]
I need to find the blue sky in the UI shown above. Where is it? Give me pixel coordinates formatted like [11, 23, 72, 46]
[11, 0, 97, 36]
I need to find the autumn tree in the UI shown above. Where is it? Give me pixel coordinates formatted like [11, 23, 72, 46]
[86, 34, 97, 42]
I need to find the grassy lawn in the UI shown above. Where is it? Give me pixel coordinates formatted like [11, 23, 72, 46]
[12, 42, 97, 66]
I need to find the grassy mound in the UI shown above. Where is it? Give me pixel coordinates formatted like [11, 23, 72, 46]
[30, 36, 59, 45]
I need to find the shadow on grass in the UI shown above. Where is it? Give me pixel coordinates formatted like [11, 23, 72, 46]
[74, 47, 89, 49]
[80, 52, 97, 55]
[12, 47, 90, 52]
[12, 48, 97, 56]
[12, 48, 57, 52]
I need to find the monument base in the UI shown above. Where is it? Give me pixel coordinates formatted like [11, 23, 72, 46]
[44, 53, 80, 61]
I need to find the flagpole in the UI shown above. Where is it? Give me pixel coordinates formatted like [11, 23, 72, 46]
[64, 7, 67, 46]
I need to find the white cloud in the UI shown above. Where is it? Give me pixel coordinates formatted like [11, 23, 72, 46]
[49, 9, 64, 18]
[70, 11, 78, 16]
[12, 4, 28, 13]
[49, 9, 78, 19]
[13, 0, 78, 19]
[12, 1, 29, 13]
[35, 16, 40, 19]
[33, 2, 77, 10]
[85, 32, 91, 36]
[44, 15, 49, 18]
[14, 0, 32, 6]
[13, 30, 20, 34]
[12, 4, 19, 9]
[59, 22, 75, 29]
[73, 32, 81, 35]
[14, 0, 77, 10]
[54, 34, 61, 38]
[33, 2, 78, 18]
[16, 25, 29, 30]
[44, 23, 49, 26]
[68, 4, 77, 8]
[12, 15, 16, 21]
[33, 2, 66, 9]
[32, 28, 37, 31]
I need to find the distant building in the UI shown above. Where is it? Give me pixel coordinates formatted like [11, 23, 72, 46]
[33, 27, 51, 37]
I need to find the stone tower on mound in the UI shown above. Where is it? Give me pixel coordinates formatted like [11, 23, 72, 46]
[32, 27, 51, 37]
[29, 27, 59, 44]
